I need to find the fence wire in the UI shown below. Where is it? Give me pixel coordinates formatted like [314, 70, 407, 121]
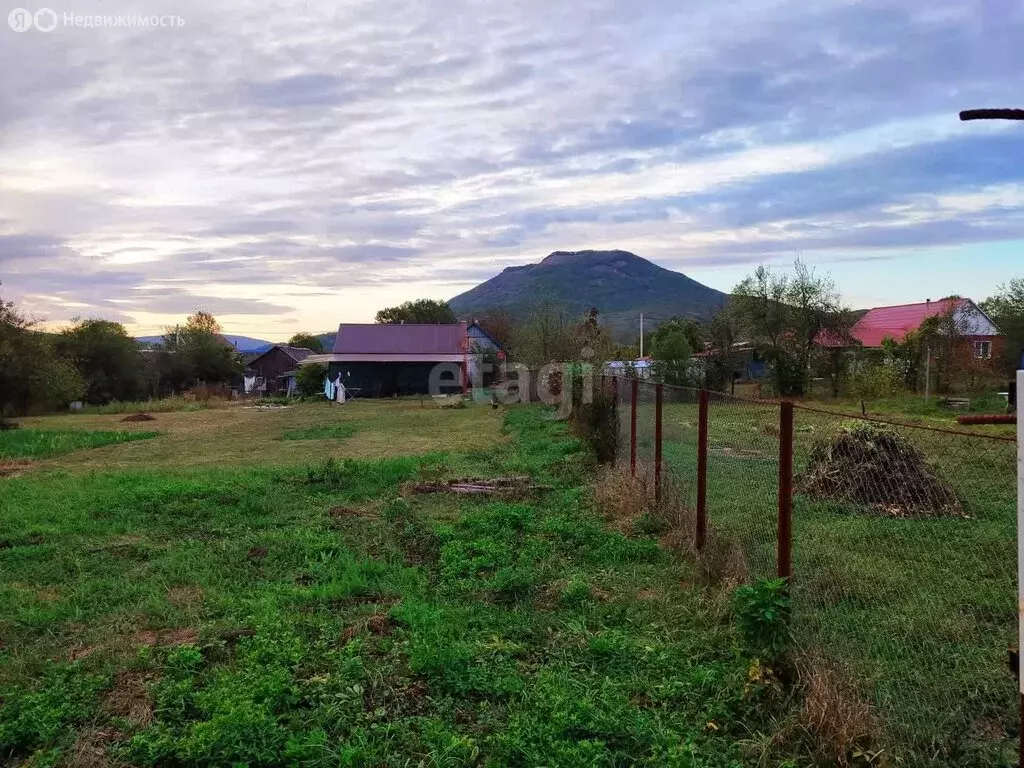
[608, 376, 1018, 763]
[789, 404, 1017, 760]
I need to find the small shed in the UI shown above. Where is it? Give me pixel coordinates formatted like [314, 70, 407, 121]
[244, 346, 315, 395]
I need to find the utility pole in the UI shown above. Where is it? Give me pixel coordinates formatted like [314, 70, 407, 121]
[959, 106, 1024, 768]
[639, 313, 644, 358]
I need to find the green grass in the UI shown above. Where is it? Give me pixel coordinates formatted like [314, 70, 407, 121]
[280, 423, 361, 441]
[75, 396, 213, 414]
[0, 405, 782, 767]
[0, 429, 159, 460]
[655, 399, 1017, 766]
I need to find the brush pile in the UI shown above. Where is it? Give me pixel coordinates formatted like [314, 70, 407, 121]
[797, 421, 963, 518]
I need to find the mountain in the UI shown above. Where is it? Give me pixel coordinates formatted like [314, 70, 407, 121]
[136, 334, 276, 353]
[449, 250, 726, 337]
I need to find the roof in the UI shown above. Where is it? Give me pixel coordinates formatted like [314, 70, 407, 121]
[852, 298, 960, 347]
[249, 345, 316, 365]
[331, 323, 468, 355]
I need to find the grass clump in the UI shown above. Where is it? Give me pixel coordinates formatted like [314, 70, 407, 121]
[281, 422, 359, 441]
[0, 428, 158, 459]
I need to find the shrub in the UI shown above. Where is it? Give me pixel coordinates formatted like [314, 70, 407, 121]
[733, 577, 791, 663]
[567, 374, 618, 464]
[296, 364, 327, 398]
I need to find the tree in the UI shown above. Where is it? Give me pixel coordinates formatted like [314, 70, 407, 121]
[471, 308, 515, 349]
[703, 309, 742, 391]
[982, 278, 1024, 375]
[57, 319, 144, 404]
[732, 260, 852, 396]
[650, 330, 695, 386]
[160, 311, 243, 391]
[0, 286, 85, 416]
[375, 299, 457, 324]
[296, 363, 327, 397]
[287, 332, 324, 353]
[649, 317, 702, 358]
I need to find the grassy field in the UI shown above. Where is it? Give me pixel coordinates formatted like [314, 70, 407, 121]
[0, 430, 159, 461]
[0, 401, 799, 767]
[15, 399, 507, 471]
[642, 395, 1018, 767]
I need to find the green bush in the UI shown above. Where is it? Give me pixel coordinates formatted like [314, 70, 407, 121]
[848, 361, 904, 399]
[296, 364, 327, 398]
[733, 578, 791, 663]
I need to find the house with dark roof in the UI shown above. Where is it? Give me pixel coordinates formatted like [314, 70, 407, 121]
[244, 345, 316, 395]
[298, 323, 474, 397]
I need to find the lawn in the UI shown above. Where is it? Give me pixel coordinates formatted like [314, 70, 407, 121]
[16, 399, 507, 471]
[647, 396, 1018, 767]
[0, 429, 158, 461]
[1, 402, 783, 767]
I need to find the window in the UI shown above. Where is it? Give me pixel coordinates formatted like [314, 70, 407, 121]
[973, 340, 991, 360]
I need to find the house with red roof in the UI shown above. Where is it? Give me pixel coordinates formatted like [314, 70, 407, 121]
[843, 297, 1003, 363]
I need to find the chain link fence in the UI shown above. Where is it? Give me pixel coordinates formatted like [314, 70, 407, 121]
[609, 375, 1018, 763]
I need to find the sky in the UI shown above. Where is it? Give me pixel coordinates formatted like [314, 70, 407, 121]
[1, 0, 1023, 340]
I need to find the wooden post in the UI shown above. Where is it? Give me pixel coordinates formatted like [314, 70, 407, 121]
[630, 379, 638, 477]
[696, 389, 709, 550]
[778, 400, 794, 580]
[654, 383, 663, 503]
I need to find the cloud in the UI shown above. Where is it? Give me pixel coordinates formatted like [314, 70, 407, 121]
[0, 0, 1022, 335]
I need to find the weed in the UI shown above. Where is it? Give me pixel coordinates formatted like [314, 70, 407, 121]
[733, 578, 792, 664]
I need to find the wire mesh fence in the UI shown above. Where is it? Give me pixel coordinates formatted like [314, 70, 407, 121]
[607, 375, 1018, 762]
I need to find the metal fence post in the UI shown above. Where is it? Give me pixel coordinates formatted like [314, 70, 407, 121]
[1016, 369, 1023, 766]
[778, 400, 794, 580]
[696, 389, 709, 550]
[630, 379, 638, 477]
[655, 383, 663, 502]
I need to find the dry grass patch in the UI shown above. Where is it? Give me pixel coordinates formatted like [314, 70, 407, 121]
[796, 653, 878, 764]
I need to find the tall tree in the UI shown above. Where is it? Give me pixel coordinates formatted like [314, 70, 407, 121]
[375, 299, 457, 324]
[57, 319, 144, 404]
[287, 332, 325, 353]
[732, 260, 852, 396]
[161, 311, 242, 391]
[981, 278, 1024, 375]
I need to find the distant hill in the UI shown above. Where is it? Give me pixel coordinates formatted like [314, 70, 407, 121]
[136, 334, 275, 353]
[449, 250, 726, 337]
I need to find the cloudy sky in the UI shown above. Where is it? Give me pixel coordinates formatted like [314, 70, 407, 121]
[1, 0, 1023, 339]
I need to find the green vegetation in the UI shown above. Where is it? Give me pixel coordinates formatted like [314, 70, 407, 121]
[656, 398, 1017, 765]
[0, 404, 791, 767]
[0, 428, 158, 460]
[280, 423, 361, 441]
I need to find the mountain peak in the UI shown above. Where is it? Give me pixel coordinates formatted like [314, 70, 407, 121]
[449, 249, 725, 340]
[539, 249, 639, 267]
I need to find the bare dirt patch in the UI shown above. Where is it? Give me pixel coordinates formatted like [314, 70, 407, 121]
[134, 627, 199, 647]
[121, 413, 156, 422]
[104, 670, 156, 727]
[247, 546, 269, 560]
[0, 460, 32, 478]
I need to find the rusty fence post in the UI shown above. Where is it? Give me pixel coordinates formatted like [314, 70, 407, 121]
[630, 379, 638, 477]
[777, 400, 794, 580]
[654, 383, 663, 503]
[696, 389, 709, 550]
